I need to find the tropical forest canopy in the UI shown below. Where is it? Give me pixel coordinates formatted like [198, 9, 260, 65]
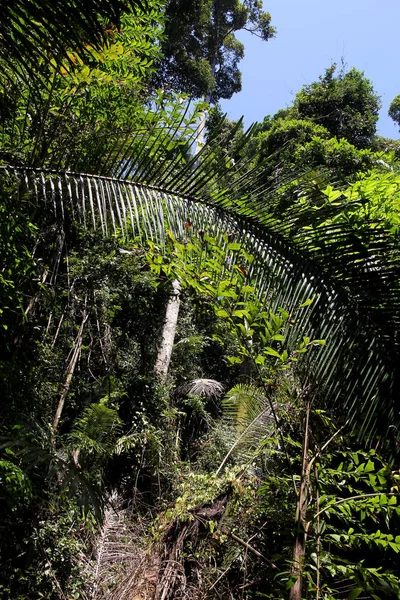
[0, 2, 400, 599]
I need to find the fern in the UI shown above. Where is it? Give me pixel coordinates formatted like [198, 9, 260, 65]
[69, 403, 122, 458]
[216, 384, 275, 475]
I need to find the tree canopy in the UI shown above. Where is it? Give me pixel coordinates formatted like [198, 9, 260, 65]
[293, 64, 381, 148]
[153, 0, 275, 101]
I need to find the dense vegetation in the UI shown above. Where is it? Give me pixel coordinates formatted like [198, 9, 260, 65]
[0, 2, 399, 599]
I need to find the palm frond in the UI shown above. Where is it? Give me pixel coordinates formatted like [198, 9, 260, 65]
[222, 384, 273, 432]
[91, 491, 143, 599]
[1, 138, 399, 447]
[0, 0, 145, 83]
[183, 378, 224, 399]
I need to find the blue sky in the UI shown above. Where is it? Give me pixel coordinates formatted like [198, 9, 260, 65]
[220, 0, 400, 139]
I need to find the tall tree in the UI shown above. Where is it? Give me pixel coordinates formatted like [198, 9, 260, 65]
[153, 0, 275, 101]
[293, 64, 381, 149]
[389, 94, 400, 131]
[217, 64, 384, 216]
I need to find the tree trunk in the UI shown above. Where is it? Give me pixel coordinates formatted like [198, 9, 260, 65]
[154, 280, 181, 378]
[53, 308, 88, 431]
[289, 399, 311, 600]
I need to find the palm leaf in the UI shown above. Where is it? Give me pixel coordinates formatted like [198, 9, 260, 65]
[0, 0, 146, 84]
[1, 122, 399, 447]
[183, 378, 224, 399]
[216, 384, 275, 474]
[91, 491, 142, 599]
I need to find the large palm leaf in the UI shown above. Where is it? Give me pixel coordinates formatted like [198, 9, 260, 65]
[1, 142, 399, 445]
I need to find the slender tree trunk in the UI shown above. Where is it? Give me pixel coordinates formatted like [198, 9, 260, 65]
[154, 280, 181, 378]
[53, 308, 88, 431]
[195, 110, 207, 151]
[289, 398, 311, 600]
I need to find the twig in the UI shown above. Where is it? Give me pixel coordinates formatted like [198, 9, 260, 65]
[221, 529, 277, 568]
[206, 556, 241, 594]
[308, 421, 349, 472]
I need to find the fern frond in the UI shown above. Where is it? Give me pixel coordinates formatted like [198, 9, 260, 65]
[69, 403, 122, 457]
[216, 384, 275, 474]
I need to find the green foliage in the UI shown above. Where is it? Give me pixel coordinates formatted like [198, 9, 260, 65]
[294, 136, 376, 177]
[158, 469, 237, 527]
[150, 232, 325, 375]
[0, 232, 172, 594]
[288, 166, 400, 239]
[309, 449, 400, 598]
[0, 0, 146, 86]
[259, 118, 330, 159]
[255, 436, 400, 599]
[0, 509, 91, 600]
[235, 65, 385, 221]
[0, 182, 37, 337]
[293, 64, 381, 149]
[68, 402, 122, 459]
[154, 0, 275, 101]
[389, 94, 400, 130]
[0, 0, 167, 171]
[0, 457, 32, 508]
[340, 169, 400, 236]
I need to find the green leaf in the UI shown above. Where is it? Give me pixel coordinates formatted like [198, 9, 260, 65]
[227, 356, 242, 365]
[232, 310, 250, 319]
[348, 587, 363, 600]
[271, 333, 285, 342]
[364, 460, 375, 473]
[300, 298, 314, 307]
[264, 347, 281, 358]
[227, 242, 241, 251]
